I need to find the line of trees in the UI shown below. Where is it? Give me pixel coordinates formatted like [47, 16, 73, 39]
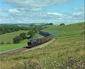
[0, 25, 29, 35]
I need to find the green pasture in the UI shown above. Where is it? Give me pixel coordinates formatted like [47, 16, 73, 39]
[0, 22, 85, 69]
[0, 30, 28, 44]
[0, 43, 27, 52]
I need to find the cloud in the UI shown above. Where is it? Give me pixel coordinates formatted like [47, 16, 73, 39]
[0, 9, 84, 24]
[8, 9, 21, 13]
[5, 0, 72, 11]
[48, 13, 63, 16]
[73, 7, 85, 11]
[73, 12, 84, 19]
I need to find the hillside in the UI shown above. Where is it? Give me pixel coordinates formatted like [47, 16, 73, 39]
[0, 22, 85, 69]
[43, 22, 84, 38]
[0, 30, 44, 52]
[0, 30, 28, 44]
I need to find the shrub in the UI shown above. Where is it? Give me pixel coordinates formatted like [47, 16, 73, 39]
[60, 23, 65, 26]
[20, 33, 27, 39]
[13, 36, 22, 44]
[0, 41, 5, 44]
[49, 23, 53, 25]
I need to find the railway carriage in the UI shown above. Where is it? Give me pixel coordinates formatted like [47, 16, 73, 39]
[27, 31, 53, 48]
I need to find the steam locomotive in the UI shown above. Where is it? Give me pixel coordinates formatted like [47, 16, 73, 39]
[27, 31, 53, 48]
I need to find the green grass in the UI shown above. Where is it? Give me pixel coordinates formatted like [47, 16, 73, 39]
[42, 25, 60, 37]
[0, 30, 44, 52]
[0, 30, 29, 52]
[0, 30, 28, 44]
[0, 30, 43, 52]
[0, 22, 85, 69]
[0, 43, 27, 52]
[43, 22, 84, 38]
[56, 22, 84, 38]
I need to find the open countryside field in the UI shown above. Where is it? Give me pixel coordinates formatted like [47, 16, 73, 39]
[43, 22, 84, 38]
[0, 30, 44, 52]
[0, 43, 27, 52]
[0, 30, 29, 44]
[0, 22, 85, 69]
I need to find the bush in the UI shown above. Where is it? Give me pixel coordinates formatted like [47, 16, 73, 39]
[20, 33, 27, 39]
[0, 41, 5, 44]
[13, 36, 22, 44]
[60, 23, 65, 26]
[28, 30, 35, 37]
[49, 23, 53, 25]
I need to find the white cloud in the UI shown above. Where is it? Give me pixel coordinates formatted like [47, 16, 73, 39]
[73, 12, 83, 16]
[8, 9, 21, 13]
[48, 13, 63, 16]
[0, 7, 84, 24]
[6, 0, 72, 11]
[1, 10, 84, 24]
[73, 7, 85, 11]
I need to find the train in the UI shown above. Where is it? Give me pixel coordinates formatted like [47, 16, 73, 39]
[27, 31, 53, 48]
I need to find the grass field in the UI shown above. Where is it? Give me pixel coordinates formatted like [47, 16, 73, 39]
[43, 22, 84, 38]
[0, 30, 43, 52]
[0, 43, 27, 52]
[0, 30, 29, 44]
[42, 25, 60, 37]
[0, 22, 85, 69]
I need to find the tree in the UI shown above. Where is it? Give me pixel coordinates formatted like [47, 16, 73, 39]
[20, 33, 27, 39]
[33, 27, 39, 33]
[49, 23, 53, 25]
[60, 23, 65, 26]
[28, 30, 35, 37]
[13, 36, 22, 44]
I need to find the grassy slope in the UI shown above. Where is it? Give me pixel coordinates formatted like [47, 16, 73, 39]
[42, 25, 60, 37]
[43, 22, 84, 38]
[0, 30, 29, 52]
[0, 31, 44, 52]
[0, 43, 27, 52]
[0, 30, 28, 44]
[0, 22, 85, 69]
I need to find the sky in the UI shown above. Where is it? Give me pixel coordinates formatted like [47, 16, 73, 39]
[0, 0, 85, 24]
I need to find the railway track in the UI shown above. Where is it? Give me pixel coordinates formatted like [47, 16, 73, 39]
[0, 38, 54, 56]
[0, 47, 27, 56]
[0, 31, 53, 56]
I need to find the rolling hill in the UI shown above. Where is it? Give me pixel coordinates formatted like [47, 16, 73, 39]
[0, 22, 85, 69]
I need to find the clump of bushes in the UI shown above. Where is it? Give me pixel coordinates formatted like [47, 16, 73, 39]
[13, 36, 23, 44]
[13, 26, 40, 44]
[20, 33, 27, 39]
[13, 32, 28, 44]
[60, 23, 65, 26]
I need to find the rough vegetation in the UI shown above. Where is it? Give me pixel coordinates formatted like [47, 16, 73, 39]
[0, 26, 41, 44]
[0, 22, 85, 69]
[0, 25, 29, 35]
